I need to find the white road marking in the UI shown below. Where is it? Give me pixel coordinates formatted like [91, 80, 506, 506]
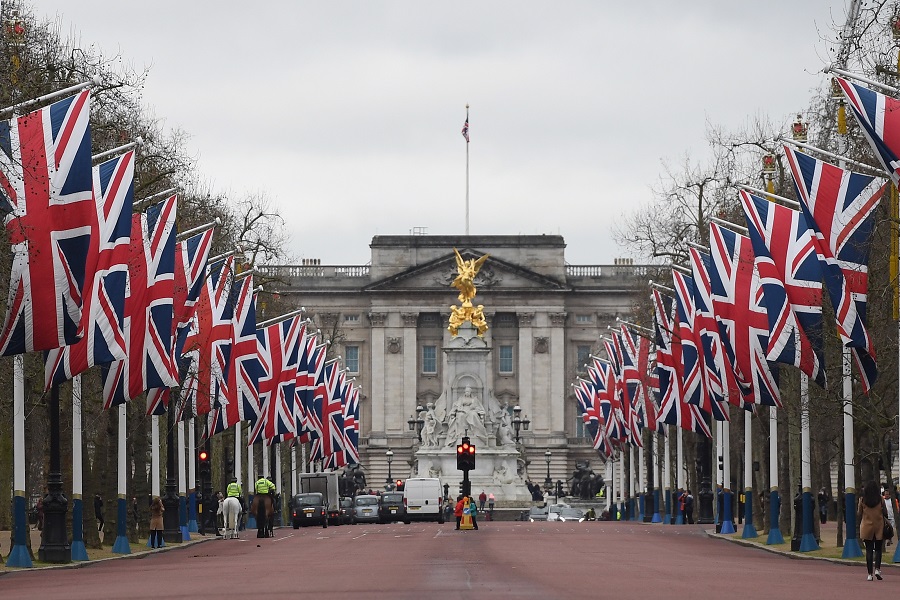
[272, 534, 295, 543]
[352, 533, 368, 540]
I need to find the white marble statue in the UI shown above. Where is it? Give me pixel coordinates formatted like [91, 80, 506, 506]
[445, 385, 488, 446]
[496, 407, 516, 448]
[420, 403, 441, 448]
[492, 463, 517, 485]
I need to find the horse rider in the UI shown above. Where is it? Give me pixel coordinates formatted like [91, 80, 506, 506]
[227, 476, 243, 510]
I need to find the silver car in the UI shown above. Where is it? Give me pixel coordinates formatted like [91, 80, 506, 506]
[352, 495, 380, 524]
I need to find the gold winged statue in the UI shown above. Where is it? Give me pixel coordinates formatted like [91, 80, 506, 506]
[448, 248, 489, 336]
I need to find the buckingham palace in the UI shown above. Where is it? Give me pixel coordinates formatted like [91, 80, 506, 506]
[262, 234, 646, 492]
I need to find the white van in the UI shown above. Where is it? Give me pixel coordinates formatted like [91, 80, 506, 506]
[403, 477, 445, 523]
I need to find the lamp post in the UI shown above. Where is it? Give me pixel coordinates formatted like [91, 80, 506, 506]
[544, 450, 552, 494]
[511, 405, 531, 444]
[385, 450, 394, 486]
[407, 405, 425, 442]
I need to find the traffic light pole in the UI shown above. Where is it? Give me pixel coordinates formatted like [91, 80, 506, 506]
[462, 470, 471, 498]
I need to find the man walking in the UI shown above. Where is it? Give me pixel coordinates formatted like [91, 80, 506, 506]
[685, 489, 694, 524]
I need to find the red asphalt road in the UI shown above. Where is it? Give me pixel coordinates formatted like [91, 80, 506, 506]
[0, 521, 891, 599]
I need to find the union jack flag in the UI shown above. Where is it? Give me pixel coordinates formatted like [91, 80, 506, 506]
[740, 190, 826, 386]
[576, 377, 611, 456]
[342, 381, 360, 464]
[301, 342, 327, 452]
[249, 315, 302, 445]
[291, 329, 313, 444]
[591, 355, 627, 443]
[145, 228, 214, 416]
[182, 256, 234, 417]
[689, 247, 749, 411]
[616, 328, 644, 446]
[322, 366, 348, 469]
[603, 341, 631, 442]
[0, 90, 94, 356]
[708, 222, 781, 407]
[101, 195, 177, 408]
[208, 274, 258, 436]
[837, 77, 900, 186]
[673, 269, 728, 420]
[461, 115, 469, 143]
[653, 288, 711, 437]
[785, 145, 883, 392]
[44, 150, 133, 387]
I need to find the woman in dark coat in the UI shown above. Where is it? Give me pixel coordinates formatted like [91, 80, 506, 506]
[857, 480, 885, 581]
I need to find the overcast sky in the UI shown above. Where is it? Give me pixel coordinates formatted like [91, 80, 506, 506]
[37, 1, 848, 266]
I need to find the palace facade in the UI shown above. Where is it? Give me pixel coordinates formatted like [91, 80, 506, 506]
[262, 235, 647, 491]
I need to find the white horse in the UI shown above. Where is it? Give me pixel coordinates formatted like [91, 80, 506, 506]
[222, 497, 242, 539]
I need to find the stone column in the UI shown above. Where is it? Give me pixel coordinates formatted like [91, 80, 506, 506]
[517, 312, 534, 432]
[402, 312, 419, 422]
[368, 312, 387, 434]
[549, 312, 567, 434]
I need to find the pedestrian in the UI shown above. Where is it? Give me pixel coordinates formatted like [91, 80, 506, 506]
[132, 497, 139, 532]
[478, 490, 487, 512]
[883, 488, 896, 548]
[858, 480, 885, 581]
[817, 487, 829, 525]
[685, 489, 694, 525]
[677, 489, 686, 521]
[468, 495, 479, 530]
[454, 495, 465, 530]
[488, 492, 495, 515]
[94, 493, 104, 532]
[149, 496, 164, 549]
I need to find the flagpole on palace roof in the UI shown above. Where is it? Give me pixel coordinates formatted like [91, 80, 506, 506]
[464, 104, 470, 236]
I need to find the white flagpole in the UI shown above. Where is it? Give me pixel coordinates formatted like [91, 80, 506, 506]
[767, 406, 784, 544]
[7, 355, 30, 567]
[799, 373, 819, 550]
[676, 426, 684, 524]
[721, 419, 735, 534]
[71, 375, 88, 560]
[187, 419, 197, 534]
[112, 404, 130, 554]
[741, 409, 757, 538]
[664, 428, 671, 524]
[638, 443, 645, 519]
[177, 421, 187, 540]
[291, 447, 297, 498]
[275, 447, 283, 525]
[247, 430, 256, 529]
[151, 416, 160, 498]
[234, 422, 242, 484]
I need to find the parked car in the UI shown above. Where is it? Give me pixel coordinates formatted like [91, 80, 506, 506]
[379, 492, 410, 524]
[291, 492, 328, 528]
[352, 495, 380, 524]
[527, 506, 549, 522]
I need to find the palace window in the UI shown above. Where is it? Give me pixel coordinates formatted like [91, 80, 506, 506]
[499, 345, 514, 374]
[345, 345, 359, 373]
[344, 314, 360, 324]
[575, 314, 592, 324]
[576, 345, 592, 370]
[422, 345, 437, 374]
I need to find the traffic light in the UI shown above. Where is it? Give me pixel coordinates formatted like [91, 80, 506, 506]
[395, 479, 404, 491]
[456, 437, 476, 471]
[198, 448, 211, 478]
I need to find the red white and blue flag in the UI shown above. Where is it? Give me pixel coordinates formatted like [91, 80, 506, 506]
[322, 366, 348, 469]
[208, 274, 258, 436]
[101, 195, 177, 408]
[785, 145, 883, 392]
[461, 115, 469, 143]
[250, 315, 302, 445]
[44, 150, 133, 387]
[740, 190, 826, 386]
[0, 90, 94, 356]
[837, 77, 900, 186]
[145, 228, 214, 416]
[708, 222, 781, 407]
[182, 256, 234, 417]
[654, 288, 711, 437]
[342, 381, 360, 464]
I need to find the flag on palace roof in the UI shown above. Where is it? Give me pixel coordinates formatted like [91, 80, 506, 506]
[708, 222, 780, 407]
[740, 190, 825, 387]
[785, 145, 883, 392]
[101, 195, 177, 408]
[44, 150, 133, 388]
[0, 90, 94, 356]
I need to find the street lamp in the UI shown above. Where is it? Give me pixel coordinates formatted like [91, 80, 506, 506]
[544, 450, 552, 493]
[407, 405, 425, 442]
[385, 450, 394, 484]
[511, 405, 531, 444]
